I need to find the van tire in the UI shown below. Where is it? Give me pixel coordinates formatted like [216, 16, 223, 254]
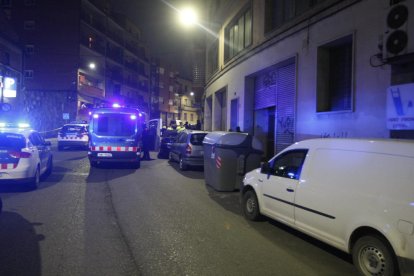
[242, 190, 261, 221]
[133, 161, 140, 169]
[352, 235, 398, 276]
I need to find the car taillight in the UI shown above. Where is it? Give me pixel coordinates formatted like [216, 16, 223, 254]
[186, 144, 192, 155]
[9, 150, 31, 158]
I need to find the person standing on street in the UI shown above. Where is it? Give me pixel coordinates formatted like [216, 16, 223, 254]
[142, 125, 151, 160]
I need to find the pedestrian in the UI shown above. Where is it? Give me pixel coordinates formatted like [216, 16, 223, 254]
[142, 126, 151, 160]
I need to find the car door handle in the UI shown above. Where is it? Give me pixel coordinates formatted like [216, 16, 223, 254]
[258, 179, 263, 182]
[286, 188, 294, 192]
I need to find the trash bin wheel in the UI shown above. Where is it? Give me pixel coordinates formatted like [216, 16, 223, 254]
[242, 190, 262, 221]
[179, 157, 188, 171]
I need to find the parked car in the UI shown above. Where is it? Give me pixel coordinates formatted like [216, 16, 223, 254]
[58, 122, 89, 150]
[241, 138, 414, 276]
[0, 123, 53, 188]
[169, 130, 208, 170]
[157, 130, 178, 159]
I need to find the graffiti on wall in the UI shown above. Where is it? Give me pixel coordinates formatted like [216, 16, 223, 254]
[278, 116, 294, 135]
[320, 131, 348, 138]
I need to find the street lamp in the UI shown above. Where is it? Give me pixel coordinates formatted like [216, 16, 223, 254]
[88, 62, 96, 70]
[178, 7, 198, 27]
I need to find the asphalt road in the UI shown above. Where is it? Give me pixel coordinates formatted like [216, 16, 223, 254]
[0, 144, 358, 276]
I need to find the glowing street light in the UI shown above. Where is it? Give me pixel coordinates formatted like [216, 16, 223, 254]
[178, 7, 198, 27]
[88, 62, 96, 70]
[190, 91, 194, 96]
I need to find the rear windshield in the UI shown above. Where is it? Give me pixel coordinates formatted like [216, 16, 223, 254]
[62, 125, 87, 133]
[0, 133, 26, 149]
[91, 113, 137, 136]
[190, 133, 207, 146]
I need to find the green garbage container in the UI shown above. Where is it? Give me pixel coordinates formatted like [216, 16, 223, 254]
[203, 131, 263, 191]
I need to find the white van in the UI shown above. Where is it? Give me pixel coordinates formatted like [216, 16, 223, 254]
[241, 138, 414, 276]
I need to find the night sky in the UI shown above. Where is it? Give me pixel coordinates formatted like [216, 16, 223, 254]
[115, 0, 197, 79]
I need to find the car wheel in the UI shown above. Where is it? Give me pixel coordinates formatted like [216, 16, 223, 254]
[352, 235, 398, 276]
[242, 190, 261, 221]
[179, 157, 188, 170]
[30, 166, 40, 189]
[43, 156, 53, 178]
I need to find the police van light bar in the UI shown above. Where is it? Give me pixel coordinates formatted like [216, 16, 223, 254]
[112, 103, 121, 108]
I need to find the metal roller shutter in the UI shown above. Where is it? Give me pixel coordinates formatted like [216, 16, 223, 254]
[276, 63, 295, 153]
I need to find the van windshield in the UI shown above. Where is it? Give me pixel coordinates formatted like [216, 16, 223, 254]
[92, 113, 137, 136]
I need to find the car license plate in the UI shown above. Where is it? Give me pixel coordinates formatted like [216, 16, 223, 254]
[98, 153, 112, 157]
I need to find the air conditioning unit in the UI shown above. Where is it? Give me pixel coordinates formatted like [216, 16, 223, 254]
[383, 0, 414, 60]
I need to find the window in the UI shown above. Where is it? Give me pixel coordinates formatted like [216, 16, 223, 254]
[225, 7, 252, 61]
[207, 39, 219, 78]
[265, 149, 308, 180]
[25, 44, 34, 56]
[24, 70, 34, 78]
[317, 34, 353, 112]
[184, 113, 187, 121]
[24, 20, 36, 30]
[190, 114, 194, 122]
[265, 0, 326, 33]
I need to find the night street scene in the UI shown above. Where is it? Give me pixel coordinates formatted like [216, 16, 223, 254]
[0, 0, 413, 275]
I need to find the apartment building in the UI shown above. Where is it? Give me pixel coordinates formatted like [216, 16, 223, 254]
[204, 0, 414, 158]
[1, 0, 149, 131]
[150, 60, 201, 128]
[0, 7, 22, 120]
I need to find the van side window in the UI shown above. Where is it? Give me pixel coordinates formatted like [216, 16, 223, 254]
[270, 149, 308, 180]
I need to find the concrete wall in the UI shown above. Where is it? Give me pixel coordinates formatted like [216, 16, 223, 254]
[205, 0, 394, 140]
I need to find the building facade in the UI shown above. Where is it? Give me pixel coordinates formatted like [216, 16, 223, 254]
[1, 0, 149, 131]
[0, 7, 22, 121]
[204, 0, 414, 159]
[150, 60, 201, 128]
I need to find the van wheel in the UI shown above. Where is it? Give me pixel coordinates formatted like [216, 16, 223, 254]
[352, 235, 398, 276]
[242, 190, 261, 221]
[133, 161, 140, 169]
[179, 157, 187, 170]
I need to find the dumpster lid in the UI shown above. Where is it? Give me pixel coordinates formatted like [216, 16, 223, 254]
[203, 131, 250, 147]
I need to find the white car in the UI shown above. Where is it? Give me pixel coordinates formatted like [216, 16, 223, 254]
[241, 138, 414, 275]
[0, 123, 53, 188]
[58, 122, 89, 150]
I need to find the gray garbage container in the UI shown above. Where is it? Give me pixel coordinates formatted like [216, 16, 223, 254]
[203, 131, 263, 191]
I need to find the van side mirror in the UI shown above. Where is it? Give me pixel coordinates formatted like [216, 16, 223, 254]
[261, 162, 271, 174]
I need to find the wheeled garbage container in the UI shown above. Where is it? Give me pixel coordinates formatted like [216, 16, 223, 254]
[203, 132, 263, 191]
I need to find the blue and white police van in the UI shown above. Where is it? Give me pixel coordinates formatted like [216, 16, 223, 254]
[87, 105, 144, 168]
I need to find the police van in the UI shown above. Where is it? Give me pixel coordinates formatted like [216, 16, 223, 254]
[87, 106, 144, 168]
